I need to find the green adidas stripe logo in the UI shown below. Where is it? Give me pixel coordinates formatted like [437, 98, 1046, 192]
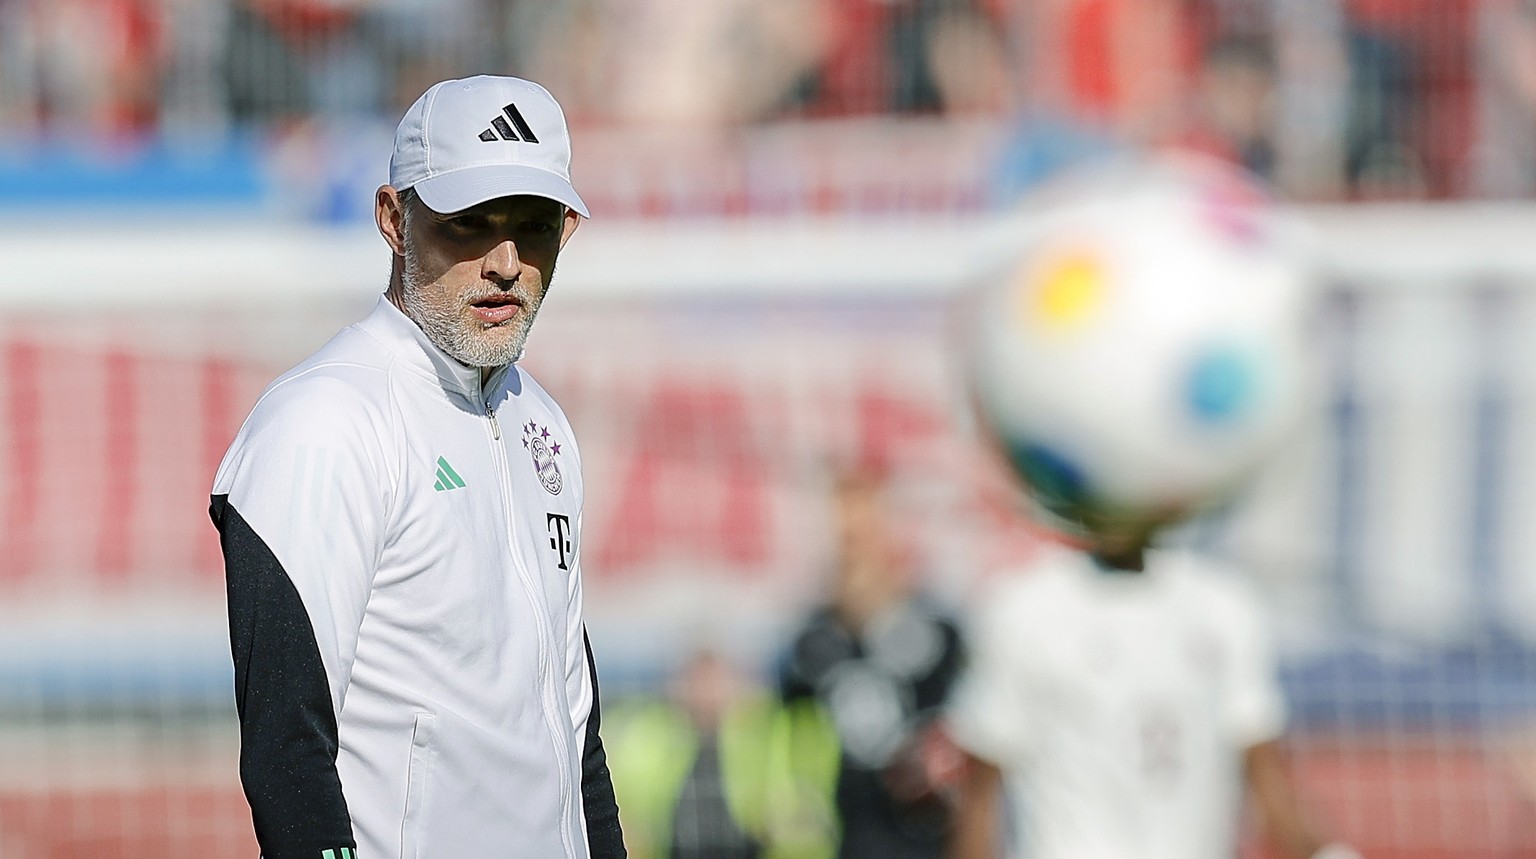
[320, 849, 356, 859]
[433, 456, 466, 492]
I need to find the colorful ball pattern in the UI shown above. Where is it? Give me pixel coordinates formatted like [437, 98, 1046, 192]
[965, 154, 1315, 534]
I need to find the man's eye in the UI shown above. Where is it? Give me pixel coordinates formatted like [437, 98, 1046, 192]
[520, 221, 557, 235]
[447, 216, 488, 232]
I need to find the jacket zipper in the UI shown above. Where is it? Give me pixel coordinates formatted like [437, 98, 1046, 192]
[482, 384, 578, 857]
[485, 396, 501, 439]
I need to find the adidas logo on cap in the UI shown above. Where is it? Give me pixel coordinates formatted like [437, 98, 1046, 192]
[478, 103, 540, 144]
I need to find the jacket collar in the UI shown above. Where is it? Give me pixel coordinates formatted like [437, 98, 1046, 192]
[358, 295, 512, 402]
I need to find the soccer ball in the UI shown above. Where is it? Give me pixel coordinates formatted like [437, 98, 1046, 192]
[964, 154, 1316, 536]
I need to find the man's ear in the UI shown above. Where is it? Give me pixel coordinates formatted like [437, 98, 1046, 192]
[376, 185, 407, 256]
[558, 207, 582, 250]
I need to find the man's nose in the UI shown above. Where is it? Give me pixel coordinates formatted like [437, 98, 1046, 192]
[482, 240, 521, 284]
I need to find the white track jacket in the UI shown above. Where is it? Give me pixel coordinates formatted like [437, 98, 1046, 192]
[210, 297, 624, 859]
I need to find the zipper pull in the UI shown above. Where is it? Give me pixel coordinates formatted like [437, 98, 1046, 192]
[486, 399, 501, 440]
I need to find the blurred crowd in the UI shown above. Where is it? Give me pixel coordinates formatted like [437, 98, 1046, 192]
[1, 0, 1534, 201]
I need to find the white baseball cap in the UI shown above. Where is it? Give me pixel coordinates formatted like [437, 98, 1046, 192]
[389, 75, 589, 218]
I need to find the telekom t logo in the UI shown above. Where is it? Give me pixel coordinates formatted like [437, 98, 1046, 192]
[547, 513, 573, 571]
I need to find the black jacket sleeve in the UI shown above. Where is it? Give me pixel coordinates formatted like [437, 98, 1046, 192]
[212, 494, 357, 859]
[580, 630, 627, 858]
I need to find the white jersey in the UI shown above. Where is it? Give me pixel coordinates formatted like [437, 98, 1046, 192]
[946, 544, 1286, 859]
[212, 297, 622, 859]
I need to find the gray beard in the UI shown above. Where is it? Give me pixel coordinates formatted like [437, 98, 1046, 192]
[401, 242, 541, 368]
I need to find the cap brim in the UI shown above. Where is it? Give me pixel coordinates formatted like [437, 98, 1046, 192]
[412, 164, 590, 218]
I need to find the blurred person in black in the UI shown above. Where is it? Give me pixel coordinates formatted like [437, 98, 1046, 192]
[775, 0, 1007, 117]
[777, 467, 966, 859]
[222, 0, 326, 124]
[1182, 34, 1280, 182]
[1342, 23, 1429, 199]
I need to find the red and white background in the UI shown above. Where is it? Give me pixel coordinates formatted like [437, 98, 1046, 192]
[5, 0, 1536, 856]
[5, 208, 1536, 858]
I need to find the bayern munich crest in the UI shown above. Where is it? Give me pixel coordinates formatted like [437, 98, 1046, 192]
[522, 421, 564, 495]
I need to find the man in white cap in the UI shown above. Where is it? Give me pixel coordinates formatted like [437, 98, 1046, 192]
[210, 76, 625, 859]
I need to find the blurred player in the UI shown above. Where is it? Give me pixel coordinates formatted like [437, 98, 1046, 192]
[943, 155, 1361, 859]
[210, 76, 624, 859]
[779, 467, 966, 859]
[943, 528, 1358, 859]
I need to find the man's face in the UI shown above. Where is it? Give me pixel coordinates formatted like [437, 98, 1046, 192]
[395, 192, 580, 368]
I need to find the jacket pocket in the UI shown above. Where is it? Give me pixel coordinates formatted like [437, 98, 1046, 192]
[400, 712, 436, 859]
